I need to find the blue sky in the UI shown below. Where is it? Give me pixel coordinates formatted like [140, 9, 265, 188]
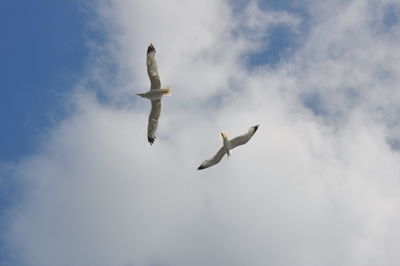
[1, 0, 400, 265]
[0, 1, 90, 161]
[0, 2, 91, 261]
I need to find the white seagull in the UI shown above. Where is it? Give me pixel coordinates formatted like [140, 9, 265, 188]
[136, 44, 171, 145]
[197, 125, 259, 170]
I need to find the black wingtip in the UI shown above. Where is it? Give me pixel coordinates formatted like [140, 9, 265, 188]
[197, 165, 205, 170]
[147, 43, 156, 54]
[148, 136, 155, 145]
[253, 124, 259, 132]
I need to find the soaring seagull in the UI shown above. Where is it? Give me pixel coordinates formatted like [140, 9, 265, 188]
[197, 125, 259, 170]
[136, 44, 171, 145]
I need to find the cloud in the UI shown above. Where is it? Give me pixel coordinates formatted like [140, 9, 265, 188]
[2, 0, 400, 265]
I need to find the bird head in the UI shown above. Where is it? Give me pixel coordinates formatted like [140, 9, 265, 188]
[162, 86, 172, 96]
[220, 132, 228, 139]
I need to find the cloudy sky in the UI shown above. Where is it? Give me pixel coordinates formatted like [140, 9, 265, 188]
[1, 0, 400, 265]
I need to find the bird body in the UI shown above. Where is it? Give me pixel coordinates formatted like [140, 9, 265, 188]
[221, 132, 231, 157]
[136, 87, 171, 100]
[198, 125, 259, 170]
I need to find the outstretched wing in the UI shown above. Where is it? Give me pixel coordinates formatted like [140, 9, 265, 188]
[229, 125, 259, 149]
[147, 44, 161, 90]
[147, 99, 161, 144]
[197, 147, 226, 170]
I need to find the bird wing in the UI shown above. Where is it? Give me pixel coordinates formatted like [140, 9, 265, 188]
[198, 146, 226, 170]
[147, 44, 161, 91]
[229, 126, 258, 149]
[147, 99, 161, 144]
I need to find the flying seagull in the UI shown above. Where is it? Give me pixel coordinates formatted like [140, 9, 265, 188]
[197, 125, 259, 170]
[136, 44, 171, 145]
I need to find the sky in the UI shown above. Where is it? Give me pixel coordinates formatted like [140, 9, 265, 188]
[0, 0, 92, 162]
[1, 0, 400, 265]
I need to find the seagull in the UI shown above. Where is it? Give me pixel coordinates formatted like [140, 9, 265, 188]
[136, 44, 171, 145]
[197, 125, 259, 170]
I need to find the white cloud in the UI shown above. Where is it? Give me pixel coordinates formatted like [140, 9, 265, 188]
[3, 0, 400, 265]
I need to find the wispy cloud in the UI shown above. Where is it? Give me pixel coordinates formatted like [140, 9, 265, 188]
[2, 0, 400, 265]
